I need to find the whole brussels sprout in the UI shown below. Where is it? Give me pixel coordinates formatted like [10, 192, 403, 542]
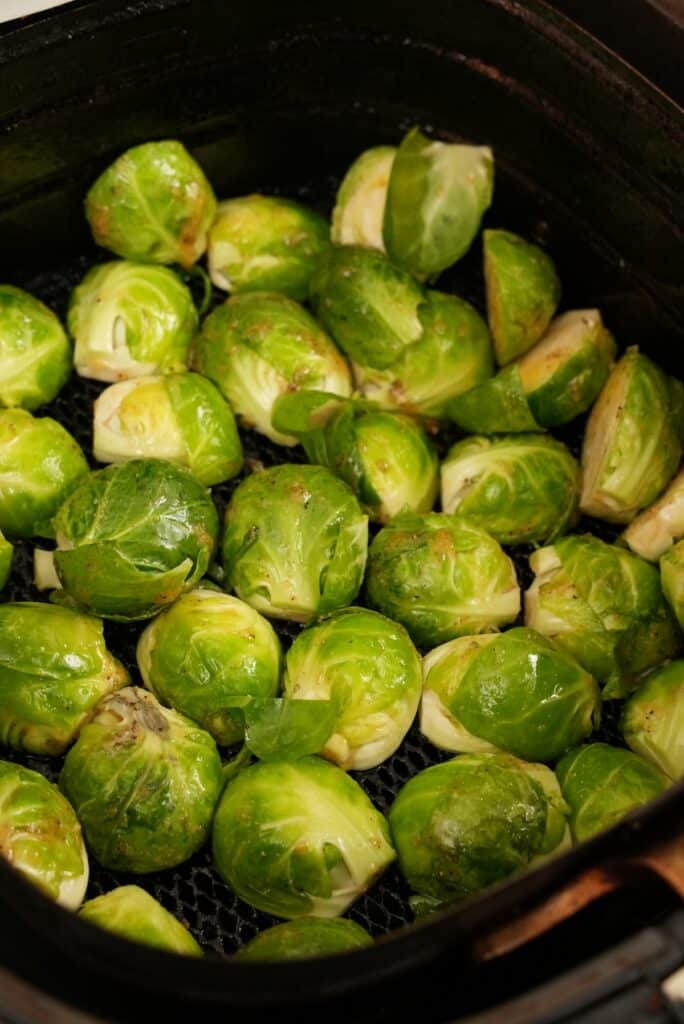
[526, 535, 682, 697]
[622, 470, 684, 562]
[93, 372, 243, 486]
[440, 434, 580, 545]
[383, 127, 493, 278]
[447, 364, 542, 434]
[622, 661, 684, 781]
[0, 761, 88, 909]
[61, 687, 223, 872]
[193, 291, 351, 446]
[0, 530, 12, 590]
[85, 140, 216, 267]
[137, 587, 282, 746]
[483, 229, 560, 366]
[556, 743, 668, 842]
[53, 459, 218, 621]
[236, 917, 372, 961]
[0, 602, 128, 756]
[0, 410, 88, 539]
[283, 607, 422, 770]
[331, 146, 396, 251]
[208, 194, 329, 300]
[389, 753, 570, 909]
[420, 627, 600, 762]
[223, 465, 368, 623]
[661, 539, 684, 630]
[69, 261, 197, 383]
[0, 286, 71, 410]
[365, 512, 519, 648]
[212, 756, 395, 918]
[581, 348, 681, 523]
[79, 886, 201, 956]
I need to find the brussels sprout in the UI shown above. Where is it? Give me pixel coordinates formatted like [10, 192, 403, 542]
[331, 146, 396, 251]
[236, 917, 372, 961]
[283, 607, 422, 770]
[0, 530, 12, 590]
[421, 627, 599, 762]
[526, 535, 682, 696]
[223, 464, 368, 623]
[272, 391, 438, 523]
[69, 261, 197, 383]
[365, 512, 519, 649]
[212, 756, 395, 918]
[556, 743, 668, 842]
[622, 661, 684, 781]
[85, 140, 216, 267]
[383, 127, 493, 278]
[440, 434, 580, 545]
[53, 459, 218, 621]
[447, 364, 542, 434]
[516, 310, 616, 427]
[79, 886, 201, 956]
[0, 410, 88, 539]
[0, 286, 71, 410]
[208, 195, 329, 300]
[93, 372, 243, 486]
[483, 229, 560, 366]
[622, 470, 684, 562]
[389, 752, 570, 908]
[193, 291, 351, 446]
[0, 761, 88, 909]
[661, 539, 684, 630]
[61, 687, 223, 872]
[137, 587, 282, 746]
[0, 602, 128, 756]
[580, 348, 681, 523]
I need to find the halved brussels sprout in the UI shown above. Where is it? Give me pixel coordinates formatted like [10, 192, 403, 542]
[93, 372, 243, 486]
[383, 127, 493, 278]
[526, 535, 682, 696]
[331, 146, 396, 251]
[61, 687, 223, 872]
[622, 470, 684, 562]
[193, 291, 351, 445]
[53, 459, 218, 621]
[0, 410, 88, 539]
[0, 530, 12, 590]
[420, 627, 600, 762]
[0, 761, 88, 909]
[283, 607, 422, 770]
[208, 194, 329, 300]
[85, 140, 216, 267]
[661, 539, 684, 630]
[79, 886, 201, 956]
[365, 512, 519, 649]
[212, 756, 395, 918]
[389, 752, 570, 909]
[447, 364, 542, 434]
[69, 261, 197, 383]
[223, 464, 368, 623]
[580, 348, 681, 523]
[236, 917, 372, 961]
[556, 743, 668, 842]
[0, 602, 128, 756]
[516, 310, 616, 427]
[483, 229, 560, 366]
[440, 434, 580, 545]
[0, 285, 71, 410]
[137, 587, 282, 746]
[622, 661, 684, 781]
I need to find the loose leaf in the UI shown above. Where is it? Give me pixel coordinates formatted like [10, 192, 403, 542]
[243, 698, 339, 761]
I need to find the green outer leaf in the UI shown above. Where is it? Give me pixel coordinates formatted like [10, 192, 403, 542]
[447, 365, 542, 434]
[243, 698, 339, 761]
[236, 916, 372, 961]
[0, 285, 71, 411]
[0, 530, 12, 590]
[622, 660, 684, 781]
[79, 885, 201, 956]
[661, 539, 684, 631]
[164, 372, 243, 486]
[271, 390, 347, 438]
[332, 146, 396, 251]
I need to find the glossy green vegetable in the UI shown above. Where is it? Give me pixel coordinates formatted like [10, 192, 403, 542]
[332, 146, 396, 251]
[365, 512, 519, 648]
[69, 261, 197, 383]
[0, 530, 12, 590]
[223, 464, 368, 623]
[440, 434, 580, 545]
[53, 459, 218, 621]
[0, 286, 71, 410]
[79, 886, 201, 956]
[661, 539, 684, 630]
[85, 140, 216, 267]
[447, 364, 542, 434]
[622, 661, 684, 781]
[61, 687, 223, 873]
[212, 756, 395, 918]
[93, 372, 243, 486]
[622, 470, 684, 562]
[556, 743, 668, 841]
[236, 917, 372, 961]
